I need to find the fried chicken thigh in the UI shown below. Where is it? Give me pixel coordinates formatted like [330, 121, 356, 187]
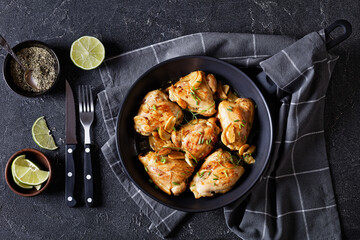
[138, 151, 194, 195]
[134, 90, 183, 136]
[171, 118, 221, 166]
[190, 148, 245, 199]
[167, 71, 217, 117]
[217, 98, 255, 151]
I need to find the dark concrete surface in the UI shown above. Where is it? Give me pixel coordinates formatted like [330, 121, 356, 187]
[0, 1, 359, 239]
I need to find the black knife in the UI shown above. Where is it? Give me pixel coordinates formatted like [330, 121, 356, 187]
[65, 80, 77, 207]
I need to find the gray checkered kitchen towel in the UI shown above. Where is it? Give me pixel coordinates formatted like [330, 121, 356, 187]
[98, 30, 341, 239]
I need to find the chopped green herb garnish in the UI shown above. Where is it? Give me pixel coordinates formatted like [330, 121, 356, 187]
[200, 171, 205, 178]
[144, 167, 148, 172]
[152, 105, 157, 111]
[213, 174, 219, 178]
[225, 171, 229, 178]
[230, 156, 236, 165]
[198, 137, 202, 145]
[190, 93, 199, 105]
[186, 151, 198, 163]
[160, 157, 166, 163]
[173, 182, 180, 185]
[208, 171, 212, 176]
[240, 123, 245, 128]
[199, 131, 203, 135]
[213, 178, 218, 181]
[197, 172, 200, 177]
[173, 126, 176, 132]
[190, 89, 201, 105]
[242, 120, 247, 124]
[154, 185, 159, 189]
[181, 172, 185, 176]
[200, 138, 204, 144]
[191, 184, 196, 187]
[227, 106, 233, 111]
[156, 127, 159, 131]
[214, 183, 216, 186]
[149, 179, 153, 183]
[234, 120, 240, 122]
[199, 101, 215, 113]
[218, 161, 237, 170]
[196, 81, 201, 83]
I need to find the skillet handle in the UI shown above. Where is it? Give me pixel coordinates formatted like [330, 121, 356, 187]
[324, 19, 352, 50]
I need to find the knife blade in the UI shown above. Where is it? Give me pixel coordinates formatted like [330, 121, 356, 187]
[65, 80, 77, 207]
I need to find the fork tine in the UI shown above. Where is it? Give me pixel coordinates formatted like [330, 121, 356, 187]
[78, 86, 83, 112]
[88, 86, 94, 112]
[85, 86, 90, 112]
[82, 86, 87, 112]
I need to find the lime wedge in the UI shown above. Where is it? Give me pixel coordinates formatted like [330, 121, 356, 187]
[70, 36, 105, 70]
[11, 155, 42, 190]
[11, 155, 33, 189]
[32, 116, 58, 150]
[12, 156, 49, 186]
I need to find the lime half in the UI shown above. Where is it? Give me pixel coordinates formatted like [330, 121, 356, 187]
[70, 36, 105, 70]
[32, 116, 58, 150]
[12, 155, 49, 186]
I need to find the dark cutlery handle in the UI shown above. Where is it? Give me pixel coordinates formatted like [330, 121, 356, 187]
[84, 144, 94, 207]
[325, 19, 352, 50]
[65, 145, 77, 207]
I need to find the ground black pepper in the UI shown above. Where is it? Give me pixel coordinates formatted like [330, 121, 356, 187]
[10, 47, 56, 92]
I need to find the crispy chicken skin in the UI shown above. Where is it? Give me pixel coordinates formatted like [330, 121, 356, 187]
[190, 148, 245, 199]
[167, 71, 217, 117]
[138, 151, 194, 195]
[171, 118, 221, 166]
[217, 98, 255, 151]
[134, 90, 183, 136]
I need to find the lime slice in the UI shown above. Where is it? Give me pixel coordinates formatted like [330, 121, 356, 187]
[70, 36, 105, 70]
[12, 156, 49, 186]
[11, 155, 33, 189]
[32, 116, 58, 150]
[11, 155, 42, 190]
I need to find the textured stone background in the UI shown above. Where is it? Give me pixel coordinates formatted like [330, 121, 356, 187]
[0, 0, 359, 239]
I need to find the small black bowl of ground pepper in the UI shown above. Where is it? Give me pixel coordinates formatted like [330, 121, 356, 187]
[3, 40, 60, 97]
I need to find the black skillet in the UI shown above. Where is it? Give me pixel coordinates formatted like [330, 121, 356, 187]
[115, 20, 351, 212]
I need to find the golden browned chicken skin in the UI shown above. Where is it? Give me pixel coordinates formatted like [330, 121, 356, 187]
[167, 71, 217, 117]
[217, 98, 255, 151]
[138, 151, 194, 195]
[134, 90, 183, 136]
[190, 148, 245, 199]
[171, 118, 221, 166]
